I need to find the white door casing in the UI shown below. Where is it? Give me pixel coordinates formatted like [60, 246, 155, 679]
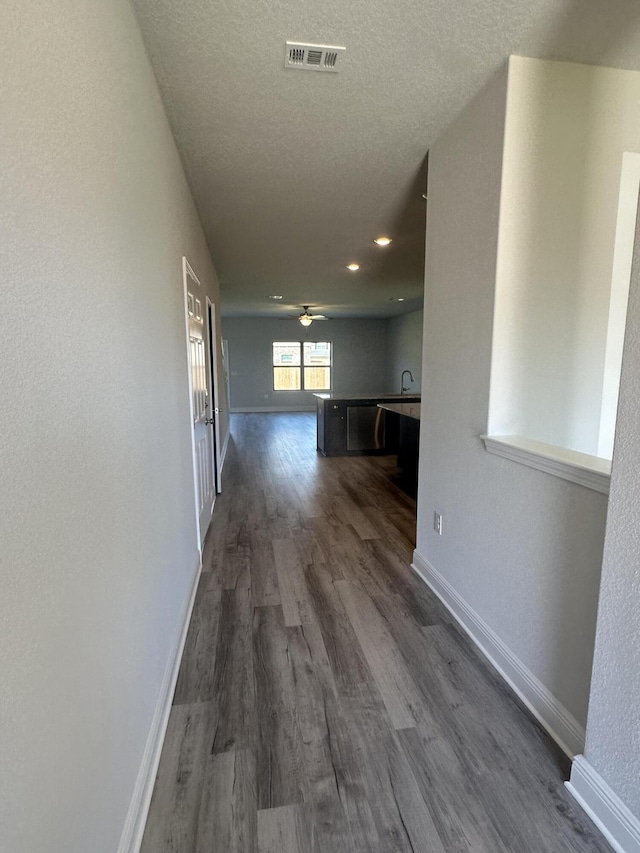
[207, 298, 223, 495]
[183, 257, 216, 547]
[222, 339, 231, 420]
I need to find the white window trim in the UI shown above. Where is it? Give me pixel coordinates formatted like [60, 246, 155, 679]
[272, 341, 332, 392]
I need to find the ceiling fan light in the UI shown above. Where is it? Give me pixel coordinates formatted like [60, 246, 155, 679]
[299, 315, 313, 327]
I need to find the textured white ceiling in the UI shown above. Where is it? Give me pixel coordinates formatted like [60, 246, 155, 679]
[131, 0, 640, 318]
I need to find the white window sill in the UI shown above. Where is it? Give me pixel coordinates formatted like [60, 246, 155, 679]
[480, 435, 611, 494]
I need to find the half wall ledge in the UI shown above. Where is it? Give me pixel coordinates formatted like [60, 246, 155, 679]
[481, 435, 611, 495]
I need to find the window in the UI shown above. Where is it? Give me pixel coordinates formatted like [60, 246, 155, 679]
[273, 341, 331, 391]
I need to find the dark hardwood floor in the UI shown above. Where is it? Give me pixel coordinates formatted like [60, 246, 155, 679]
[141, 412, 612, 853]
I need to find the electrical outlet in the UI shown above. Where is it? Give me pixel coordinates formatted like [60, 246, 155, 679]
[433, 511, 443, 535]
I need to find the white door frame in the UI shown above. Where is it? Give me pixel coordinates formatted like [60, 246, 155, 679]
[182, 257, 216, 549]
[206, 297, 223, 494]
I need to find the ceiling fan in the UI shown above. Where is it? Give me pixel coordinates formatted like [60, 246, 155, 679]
[288, 305, 330, 326]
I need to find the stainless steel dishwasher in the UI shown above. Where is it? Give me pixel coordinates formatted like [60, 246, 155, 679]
[346, 405, 386, 451]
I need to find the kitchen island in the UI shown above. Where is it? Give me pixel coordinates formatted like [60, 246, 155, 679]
[314, 393, 420, 456]
[377, 401, 421, 497]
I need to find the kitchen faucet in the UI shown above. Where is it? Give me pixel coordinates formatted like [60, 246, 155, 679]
[401, 369, 414, 393]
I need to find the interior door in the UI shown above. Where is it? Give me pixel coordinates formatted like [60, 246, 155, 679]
[183, 258, 215, 547]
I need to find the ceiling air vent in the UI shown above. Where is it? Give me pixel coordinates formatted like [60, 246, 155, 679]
[284, 41, 345, 73]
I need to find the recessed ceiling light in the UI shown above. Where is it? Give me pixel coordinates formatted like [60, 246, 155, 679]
[374, 237, 392, 246]
[388, 297, 405, 302]
[347, 263, 360, 271]
[268, 295, 283, 300]
[398, 298, 405, 301]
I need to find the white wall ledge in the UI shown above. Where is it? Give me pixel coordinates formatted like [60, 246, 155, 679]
[481, 435, 611, 494]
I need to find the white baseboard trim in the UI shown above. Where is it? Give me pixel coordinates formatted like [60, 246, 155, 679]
[117, 552, 202, 853]
[566, 756, 640, 853]
[230, 406, 315, 413]
[411, 550, 585, 758]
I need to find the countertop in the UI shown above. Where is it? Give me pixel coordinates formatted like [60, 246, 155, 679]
[313, 393, 421, 402]
[377, 402, 421, 420]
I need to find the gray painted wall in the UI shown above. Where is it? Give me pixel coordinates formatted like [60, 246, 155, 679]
[580, 207, 640, 818]
[222, 317, 391, 410]
[1, 2, 227, 850]
[416, 65, 607, 728]
[386, 310, 424, 393]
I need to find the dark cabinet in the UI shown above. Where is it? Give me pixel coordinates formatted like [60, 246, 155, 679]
[316, 395, 419, 457]
[317, 399, 346, 454]
[396, 414, 420, 497]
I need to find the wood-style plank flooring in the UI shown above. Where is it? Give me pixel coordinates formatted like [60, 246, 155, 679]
[141, 412, 612, 853]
